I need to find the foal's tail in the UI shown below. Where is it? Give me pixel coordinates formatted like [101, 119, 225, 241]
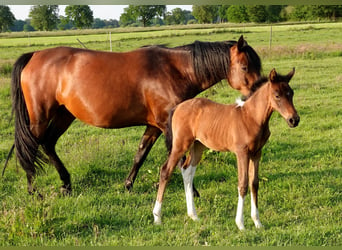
[11, 52, 47, 177]
[165, 108, 176, 153]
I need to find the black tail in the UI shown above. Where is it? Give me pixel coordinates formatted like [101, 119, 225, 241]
[165, 108, 176, 153]
[2, 143, 14, 177]
[11, 52, 47, 177]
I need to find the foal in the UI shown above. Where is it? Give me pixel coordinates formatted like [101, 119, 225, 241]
[153, 68, 300, 230]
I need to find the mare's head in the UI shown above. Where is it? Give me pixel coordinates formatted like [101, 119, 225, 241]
[268, 68, 300, 128]
[228, 35, 262, 96]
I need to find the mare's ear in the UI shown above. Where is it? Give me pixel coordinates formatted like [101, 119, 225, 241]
[237, 35, 247, 51]
[286, 67, 295, 82]
[269, 68, 278, 83]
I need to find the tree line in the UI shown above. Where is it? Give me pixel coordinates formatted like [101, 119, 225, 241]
[1, 5, 342, 32]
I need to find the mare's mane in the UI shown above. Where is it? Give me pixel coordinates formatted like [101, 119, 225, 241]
[143, 40, 262, 84]
[240, 76, 268, 101]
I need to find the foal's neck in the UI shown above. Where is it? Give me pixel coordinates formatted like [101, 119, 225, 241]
[243, 83, 273, 128]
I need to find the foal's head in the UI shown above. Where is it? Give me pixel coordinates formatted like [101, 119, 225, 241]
[228, 35, 262, 96]
[268, 68, 300, 128]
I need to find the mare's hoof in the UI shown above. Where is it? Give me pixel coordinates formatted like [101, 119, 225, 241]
[60, 185, 72, 196]
[28, 188, 44, 200]
[125, 180, 133, 192]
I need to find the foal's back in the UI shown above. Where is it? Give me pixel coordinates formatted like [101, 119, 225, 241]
[171, 98, 242, 152]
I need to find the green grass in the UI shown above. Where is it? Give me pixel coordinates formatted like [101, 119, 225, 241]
[0, 22, 341, 246]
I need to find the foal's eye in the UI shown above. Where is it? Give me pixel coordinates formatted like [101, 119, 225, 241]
[241, 66, 248, 72]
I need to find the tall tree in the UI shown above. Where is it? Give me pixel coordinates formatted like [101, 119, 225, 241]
[29, 5, 59, 31]
[171, 8, 187, 25]
[65, 5, 94, 29]
[120, 8, 136, 27]
[165, 8, 189, 25]
[226, 5, 249, 23]
[192, 5, 219, 23]
[0, 6, 15, 32]
[247, 5, 267, 23]
[218, 5, 230, 22]
[121, 5, 166, 27]
[311, 5, 342, 20]
[265, 5, 283, 22]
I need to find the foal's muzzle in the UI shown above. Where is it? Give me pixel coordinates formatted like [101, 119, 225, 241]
[287, 114, 300, 128]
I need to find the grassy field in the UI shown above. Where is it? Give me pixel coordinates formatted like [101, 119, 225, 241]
[0, 22, 341, 246]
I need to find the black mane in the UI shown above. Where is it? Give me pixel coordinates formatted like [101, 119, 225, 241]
[183, 40, 261, 84]
[242, 76, 268, 101]
[187, 41, 234, 83]
[143, 39, 262, 85]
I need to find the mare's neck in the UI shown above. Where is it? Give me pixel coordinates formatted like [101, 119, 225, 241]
[242, 83, 273, 128]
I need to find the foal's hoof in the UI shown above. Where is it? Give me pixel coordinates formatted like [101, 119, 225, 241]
[189, 214, 199, 221]
[60, 185, 72, 196]
[235, 220, 246, 231]
[153, 216, 162, 225]
[254, 221, 263, 229]
[125, 180, 133, 192]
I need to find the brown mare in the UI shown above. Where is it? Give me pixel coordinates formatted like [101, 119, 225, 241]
[10, 36, 262, 195]
[153, 68, 300, 230]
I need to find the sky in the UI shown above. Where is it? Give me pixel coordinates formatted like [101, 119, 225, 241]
[8, 5, 193, 21]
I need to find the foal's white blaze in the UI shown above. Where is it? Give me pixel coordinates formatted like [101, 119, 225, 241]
[235, 191, 245, 231]
[251, 194, 263, 228]
[153, 200, 162, 225]
[181, 165, 199, 221]
[235, 97, 245, 107]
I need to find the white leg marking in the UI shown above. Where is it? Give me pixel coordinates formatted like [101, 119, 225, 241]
[153, 200, 162, 225]
[181, 165, 199, 221]
[235, 192, 245, 231]
[251, 194, 263, 228]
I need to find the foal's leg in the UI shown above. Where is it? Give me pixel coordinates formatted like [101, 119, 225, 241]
[153, 140, 191, 224]
[125, 126, 162, 191]
[182, 141, 206, 221]
[41, 107, 75, 195]
[249, 151, 262, 228]
[235, 152, 249, 231]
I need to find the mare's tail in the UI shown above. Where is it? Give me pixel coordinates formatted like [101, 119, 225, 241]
[11, 52, 47, 177]
[165, 108, 176, 153]
[2, 143, 14, 177]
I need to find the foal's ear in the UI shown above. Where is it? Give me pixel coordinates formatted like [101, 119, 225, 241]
[237, 35, 247, 51]
[269, 68, 278, 83]
[286, 67, 295, 82]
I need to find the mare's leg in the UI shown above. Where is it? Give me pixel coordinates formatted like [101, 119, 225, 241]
[41, 106, 75, 195]
[181, 141, 206, 221]
[125, 126, 161, 191]
[235, 151, 249, 231]
[249, 151, 262, 228]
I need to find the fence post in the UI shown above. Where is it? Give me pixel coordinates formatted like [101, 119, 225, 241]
[110, 32, 112, 52]
[269, 25, 272, 50]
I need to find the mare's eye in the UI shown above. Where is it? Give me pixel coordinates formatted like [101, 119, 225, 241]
[274, 92, 280, 100]
[241, 66, 248, 72]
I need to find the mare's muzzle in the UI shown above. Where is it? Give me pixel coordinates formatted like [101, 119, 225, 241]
[287, 114, 300, 128]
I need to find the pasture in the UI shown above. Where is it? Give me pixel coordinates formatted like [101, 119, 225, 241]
[0, 22, 341, 246]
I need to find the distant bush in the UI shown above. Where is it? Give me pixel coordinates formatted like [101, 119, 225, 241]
[187, 19, 197, 25]
[0, 63, 12, 77]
